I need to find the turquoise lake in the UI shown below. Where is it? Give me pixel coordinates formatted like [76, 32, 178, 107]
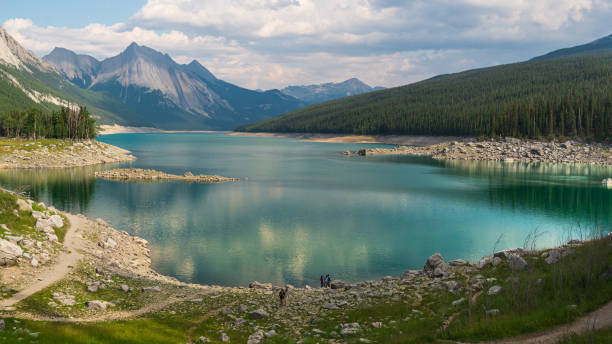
[0, 133, 610, 287]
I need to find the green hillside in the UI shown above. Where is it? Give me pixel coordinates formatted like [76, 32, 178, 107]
[0, 63, 149, 127]
[531, 34, 612, 61]
[237, 53, 612, 140]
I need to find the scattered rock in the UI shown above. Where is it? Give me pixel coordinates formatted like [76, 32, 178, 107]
[249, 281, 272, 290]
[508, 253, 528, 270]
[85, 300, 114, 311]
[247, 330, 264, 344]
[449, 259, 467, 266]
[52, 293, 76, 306]
[330, 280, 346, 289]
[0, 238, 23, 266]
[341, 323, 361, 336]
[220, 333, 230, 342]
[452, 298, 465, 306]
[250, 308, 269, 319]
[141, 286, 161, 292]
[198, 336, 210, 343]
[16, 199, 31, 211]
[424, 253, 449, 277]
[487, 285, 503, 296]
[48, 215, 64, 228]
[264, 330, 277, 338]
[98, 237, 117, 250]
[120, 284, 130, 292]
[87, 285, 99, 293]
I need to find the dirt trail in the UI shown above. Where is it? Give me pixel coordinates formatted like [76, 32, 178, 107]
[12, 295, 185, 323]
[0, 213, 84, 309]
[491, 300, 612, 343]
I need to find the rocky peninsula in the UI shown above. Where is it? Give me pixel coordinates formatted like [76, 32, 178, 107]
[94, 168, 240, 183]
[349, 138, 612, 165]
[0, 139, 136, 169]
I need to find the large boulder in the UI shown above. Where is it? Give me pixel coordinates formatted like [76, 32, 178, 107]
[330, 280, 346, 289]
[16, 199, 32, 212]
[424, 253, 449, 277]
[508, 254, 527, 270]
[250, 309, 269, 319]
[49, 215, 64, 228]
[0, 238, 23, 265]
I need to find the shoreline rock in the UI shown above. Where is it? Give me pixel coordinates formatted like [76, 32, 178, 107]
[350, 138, 612, 166]
[94, 168, 241, 183]
[0, 139, 136, 169]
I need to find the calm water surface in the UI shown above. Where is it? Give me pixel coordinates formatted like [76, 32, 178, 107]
[0, 133, 610, 286]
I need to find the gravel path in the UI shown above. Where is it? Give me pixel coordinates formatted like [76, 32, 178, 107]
[0, 213, 83, 309]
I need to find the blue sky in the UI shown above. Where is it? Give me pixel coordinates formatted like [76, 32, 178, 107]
[1, 1, 145, 28]
[2, 1, 612, 90]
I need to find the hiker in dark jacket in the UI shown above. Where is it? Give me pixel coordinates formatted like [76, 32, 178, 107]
[279, 288, 286, 306]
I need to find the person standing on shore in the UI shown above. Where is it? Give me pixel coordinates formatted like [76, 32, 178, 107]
[320, 275, 324, 288]
[279, 288, 286, 306]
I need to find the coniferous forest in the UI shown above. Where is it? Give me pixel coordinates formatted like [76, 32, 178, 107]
[0, 106, 96, 139]
[237, 53, 612, 141]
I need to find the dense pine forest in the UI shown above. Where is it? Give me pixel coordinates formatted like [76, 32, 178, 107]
[0, 106, 96, 139]
[237, 53, 612, 141]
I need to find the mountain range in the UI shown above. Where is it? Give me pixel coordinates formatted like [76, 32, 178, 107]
[0, 27, 382, 130]
[280, 78, 384, 104]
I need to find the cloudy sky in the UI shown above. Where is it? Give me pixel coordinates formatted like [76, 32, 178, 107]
[2, 0, 612, 90]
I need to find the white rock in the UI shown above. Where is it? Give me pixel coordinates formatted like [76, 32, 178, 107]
[487, 285, 503, 296]
[85, 300, 114, 311]
[16, 199, 31, 211]
[49, 214, 64, 228]
[0, 238, 23, 265]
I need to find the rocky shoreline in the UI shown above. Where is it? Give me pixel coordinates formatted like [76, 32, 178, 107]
[0, 139, 136, 169]
[348, 138, 612, 166]
[94, 168, 241, 183]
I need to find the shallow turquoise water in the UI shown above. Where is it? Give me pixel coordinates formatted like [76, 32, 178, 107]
[0, 133, 610, 287]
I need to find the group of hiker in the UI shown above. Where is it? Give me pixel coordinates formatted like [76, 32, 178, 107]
[320, 274, 332, 288]
[278, 274, 334, 306]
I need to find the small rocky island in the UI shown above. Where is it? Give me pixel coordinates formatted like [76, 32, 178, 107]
[94, 168, 241, 183]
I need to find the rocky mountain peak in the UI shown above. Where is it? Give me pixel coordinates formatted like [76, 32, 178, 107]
[0, 27, 52, 72]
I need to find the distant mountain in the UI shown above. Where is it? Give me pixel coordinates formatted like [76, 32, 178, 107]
[0, 27, 147, 126]
[280, 78, 384, 104]
[531, 34, 612, 61]
[44, 43, 304, 130]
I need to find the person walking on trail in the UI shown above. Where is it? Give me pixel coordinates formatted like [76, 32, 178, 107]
[279, 288, 286, 306]
[327, 274, 332, 288]
[320, 275, 325, 288]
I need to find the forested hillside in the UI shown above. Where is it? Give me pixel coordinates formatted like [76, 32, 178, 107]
[237, 53, 612, 140]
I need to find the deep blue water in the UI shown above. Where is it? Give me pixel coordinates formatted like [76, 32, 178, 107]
[0, 133, 610, 287]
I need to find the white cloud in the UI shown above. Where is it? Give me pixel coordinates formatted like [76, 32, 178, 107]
[3, 0, 612, 89]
